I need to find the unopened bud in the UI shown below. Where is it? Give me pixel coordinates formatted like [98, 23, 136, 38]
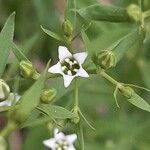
[62, 20, 73, 37]
[0, 136, 7, 150]
[70, 107, 80, 124]
[127, 4, 141, 22]
[19, 61, 40, 80]
[119, 85, 134, 99]
[40, 88, 57, 103]
[0, 79, 10, 102]
[97, 50, 116, 70]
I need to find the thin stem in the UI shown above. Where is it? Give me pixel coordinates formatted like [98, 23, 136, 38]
[0, 121, 17, 138]
[74, 78, 79, 106]
[97, 69, 119, 86]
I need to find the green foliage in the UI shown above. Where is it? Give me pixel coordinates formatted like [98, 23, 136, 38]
[41, 26, 64, 42]
[127, 92, 150, 112]
[0, 0, 150, 150]
[77, 4, 131, 22]
[0, 12, 15, 77]
[12, 61, 50, 123]
[37, 104, 76, 119]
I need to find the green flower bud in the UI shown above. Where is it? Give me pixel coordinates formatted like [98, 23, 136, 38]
[97, 50, 116, 70]
[0, 136, 7, 150]
[127, 4, 141, 22]
[19, 61, 40, 80]
[70, 107, 80, 124]
[0, 79, 10, 102]
[119, 85, 134, 99]
[62, 20, 73, 37]
[40, 88, 57, 103]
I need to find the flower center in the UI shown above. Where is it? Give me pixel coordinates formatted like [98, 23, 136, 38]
[55, 139, 69, 150]
[61, 58, 80, 76]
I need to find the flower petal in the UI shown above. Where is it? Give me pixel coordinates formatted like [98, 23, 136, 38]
[63, 75, 75, 88]
[0, 101, 11, 107]
[43, 138, 55, 149]
[77, 67, 89, 78]
[48, 62, 62, 74]
[0, 92, 21, 107]
[58, 46, 72, 61]
[66, 134, 77, 144]
[54, 128, 59, 137]
[55, 132, 65, 140]
[73, 52, 88, 64]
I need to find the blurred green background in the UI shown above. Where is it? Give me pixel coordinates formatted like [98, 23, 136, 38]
[0, 0, 150, 150]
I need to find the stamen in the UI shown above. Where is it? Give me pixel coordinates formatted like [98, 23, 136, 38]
[61, 57, 80, 76]
[67, 70, 72, 76]
[65, 58, 70, 63]
[68, 61, 73, 66]
[74, 69, 78, 72]
[61, 66, 67, 71]
[73, 60, 77, 64]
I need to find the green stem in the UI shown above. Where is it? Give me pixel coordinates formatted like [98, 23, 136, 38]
[0, 120, 17, 138]
[74, 78, 79, 106]
[97, 69, 119, 86]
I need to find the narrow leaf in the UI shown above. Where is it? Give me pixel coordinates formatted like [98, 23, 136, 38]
[113, 29, 145, 63]
[0, 12, 15, 76]
[65, 0, 76, 27]
[41, 26, 64, 42]
[37, 104, 76, 119]
[127, 92, 150, 112]
[77, 4, 131, 23]
[78, 109, 95, 130]
[81, 29, 93, 56]
[13, 61, 50, 123]
[12, 43, 29, 62]
[22, 116, 51, 128]
[6, 34, 39, 78]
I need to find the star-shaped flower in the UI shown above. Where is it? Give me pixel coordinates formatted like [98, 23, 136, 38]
[0, 93, 21, 107]
[43, 128, 77, 150]
[48, 46, 89, 88]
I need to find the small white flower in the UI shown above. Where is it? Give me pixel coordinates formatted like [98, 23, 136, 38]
[43, 128, 77, 150]
[48, 46, 89, 88]
[0, 93, 21, 107]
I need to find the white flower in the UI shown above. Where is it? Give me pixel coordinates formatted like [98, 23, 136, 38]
[0, 93, 21, 107]
[43, 128, 77, 150]
[48, 46, 89, 88]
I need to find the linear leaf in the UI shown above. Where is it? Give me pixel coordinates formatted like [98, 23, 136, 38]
[41, 26, 64, 42]
[65, 0, 76, 27]
[113, 29, 145, 63]
[77, 4, 131, 23]
[127, 92, 150, 112]
[37, 104, 76, 119]
[13, 61, 50, 123]
[6, 34, 39, 78]
[0, 12, 15, 76]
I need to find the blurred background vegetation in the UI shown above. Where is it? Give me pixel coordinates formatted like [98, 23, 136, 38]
[0, 0, 150, 150]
